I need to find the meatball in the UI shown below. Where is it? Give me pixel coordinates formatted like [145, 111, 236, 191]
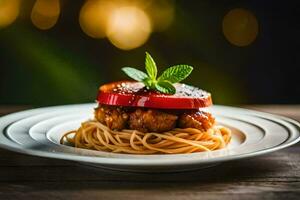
[178, 110, 215, 131]
[94, 104, 129, 130]
[95, 104, 215, 132]
[129, 109, 178, 133]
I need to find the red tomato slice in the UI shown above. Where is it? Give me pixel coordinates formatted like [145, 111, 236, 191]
[97, 81, 212, 109]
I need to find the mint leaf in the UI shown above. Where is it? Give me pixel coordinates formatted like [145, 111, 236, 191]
[155, 80, 176, 94]
[122, 52, 194, 95]
[158, 65, 193, 83]
[143, 77, 155, 89]
[122, 67, 148, 82]
[145, 52, 157, 80]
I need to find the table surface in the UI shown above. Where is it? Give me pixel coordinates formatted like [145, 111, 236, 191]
[0, 105, 299, 200]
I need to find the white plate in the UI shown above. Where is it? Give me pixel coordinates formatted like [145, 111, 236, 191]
[0, 104, 299, 172]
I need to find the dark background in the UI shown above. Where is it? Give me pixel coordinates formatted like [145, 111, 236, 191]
[0, 0, 299, 106]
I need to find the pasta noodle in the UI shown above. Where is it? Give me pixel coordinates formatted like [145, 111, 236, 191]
[60, 120, 231, 154]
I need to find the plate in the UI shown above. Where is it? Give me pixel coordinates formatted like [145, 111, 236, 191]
[0, 104, 299, 172]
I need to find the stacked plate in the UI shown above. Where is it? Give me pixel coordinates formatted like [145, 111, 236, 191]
[0, 104, 299, 172]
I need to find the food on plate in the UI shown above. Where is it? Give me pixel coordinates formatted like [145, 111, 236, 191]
[61, 52, 231, 154]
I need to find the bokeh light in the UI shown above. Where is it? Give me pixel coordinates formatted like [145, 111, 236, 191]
[145, 0, 174, 32]
[31, 0, 60, 30]
[78, 0, 174, 50]
[0, 0, 21, 29]
[106, 6, 151, 50]
[222, 8, 258, 47]
[79, 0, 116, 39]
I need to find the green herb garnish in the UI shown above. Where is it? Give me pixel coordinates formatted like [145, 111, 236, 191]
[122, 52, 193, 94]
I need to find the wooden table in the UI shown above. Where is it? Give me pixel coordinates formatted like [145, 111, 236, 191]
[0, 105, 299, 200]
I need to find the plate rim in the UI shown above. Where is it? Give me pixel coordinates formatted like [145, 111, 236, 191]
[0, 103, 299, 166]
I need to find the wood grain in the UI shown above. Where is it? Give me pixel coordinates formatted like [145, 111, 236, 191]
[0, 105, 299, 200]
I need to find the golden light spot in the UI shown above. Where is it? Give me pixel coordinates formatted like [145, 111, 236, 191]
[31, 0, 60, 30]
[79, 0, 116, 38]
[146, 0, 175, 32]
[0, 0, 20, 28]
[106, 6, 151, 50]
[222, 8, 258, 47]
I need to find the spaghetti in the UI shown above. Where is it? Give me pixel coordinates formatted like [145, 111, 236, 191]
[60, 120, 231, 154]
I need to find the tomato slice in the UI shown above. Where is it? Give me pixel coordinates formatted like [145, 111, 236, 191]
[97, 81, 212, 109]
